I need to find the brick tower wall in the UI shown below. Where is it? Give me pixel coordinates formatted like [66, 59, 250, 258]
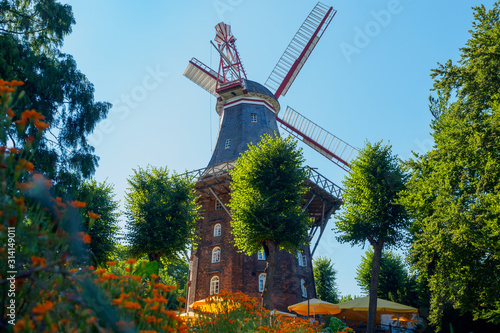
[187, 187, 316, 312]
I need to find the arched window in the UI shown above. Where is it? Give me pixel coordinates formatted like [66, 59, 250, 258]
[251, 113, 258, 123]
[298, 250, 307, 267]
[258, 273, 266, 292]
[212, 247, 221, 263]
[301, 279, 307, 298]
[214, 223, 221, 237]
[210, 276, 219, 295]
[257, 249, 266, 260]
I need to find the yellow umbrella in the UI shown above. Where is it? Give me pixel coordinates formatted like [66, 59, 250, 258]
[332, 296, 418, 325]
[288, 298, 341, 316]
[191, 296, 234, 313]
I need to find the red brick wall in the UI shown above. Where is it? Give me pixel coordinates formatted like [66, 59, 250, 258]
[187, 188, 316, 312]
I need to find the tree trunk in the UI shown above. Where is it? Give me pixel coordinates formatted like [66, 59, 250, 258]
[262, 240, 279, 310]
[148, 252, 162, 264]
[367, 241, 383, 333]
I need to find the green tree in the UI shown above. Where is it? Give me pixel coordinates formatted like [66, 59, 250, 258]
[333, 141, 409, 333]
[229, 134, 310, 310]
[76, 179, 121, 267]
[355, 249, 412, 303]
[400, 2, 500, 327]
[313, 256, 339, 304]
[125, 166, 200, 264]
[0, 1, 111, 192]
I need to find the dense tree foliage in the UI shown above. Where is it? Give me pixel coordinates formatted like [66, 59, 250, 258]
[355, 248, 426, 310]
[125, 166, 200, 264]
[333, 141, 409, 333]
[401, 2, 500, 327]
[75, 179, 120, 267]
[0, 1, 111, 193]
[356, 249, 406, 301]
[313, 256, 339, 304]
[229, 134, 310, 310]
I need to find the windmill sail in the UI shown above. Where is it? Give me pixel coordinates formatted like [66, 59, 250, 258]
[278, 106, 357, 172]
[184, 58, 221, 96]
[265, 2, 336, 98]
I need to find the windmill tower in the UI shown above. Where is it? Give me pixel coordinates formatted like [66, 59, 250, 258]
[184, 2, 356, 312]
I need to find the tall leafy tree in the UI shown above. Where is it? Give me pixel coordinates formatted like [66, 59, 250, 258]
[313, 256, 339, 304]
[229, 134, 310, 310]
[76, 179, 121, 267]
[125, 166, 200, 264]
[333, 141, 409, 333]
[356, 249, 406, 301]
[401, 2, 500, 327]
[0, 1, 111, 193]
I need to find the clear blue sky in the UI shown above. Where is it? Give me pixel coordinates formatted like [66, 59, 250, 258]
[61, 0, 487, 297]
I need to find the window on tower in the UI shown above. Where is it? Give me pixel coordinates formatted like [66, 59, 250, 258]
[258, 273, 266, 292]
[225, 139, 231, 149]
[215, 200, 222, 210]
[298, 250, 307, 267]
[212, 247, 221, 263]
[210, 276, 220, 295]
[301, 279, 307, 298]
[251, 113, 257, 123]
[214, 223, 221, 237]
[258, 249, 266, 260]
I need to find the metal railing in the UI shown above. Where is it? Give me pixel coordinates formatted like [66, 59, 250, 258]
[183, 162, 342, 200]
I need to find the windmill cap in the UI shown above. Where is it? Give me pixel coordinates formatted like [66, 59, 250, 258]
[215, 79, 280, 116]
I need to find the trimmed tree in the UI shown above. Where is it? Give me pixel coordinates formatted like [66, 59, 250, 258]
[356, 249, 408, 302]
[313, 256, 340, 304]
[229, 134, 310, 310]
[76, 179, 121, 267]
[400, 2, 500, 327]
[333, 141, 409, 333]
[125, 166, 200, 264]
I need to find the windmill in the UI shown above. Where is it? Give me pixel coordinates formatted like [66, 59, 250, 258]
[184, 2, 354, 312]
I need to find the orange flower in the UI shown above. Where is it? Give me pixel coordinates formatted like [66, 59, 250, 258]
[7, 108, 15, 118]
[111, 298, 124, 305]
[177, 296, 187, 304]
[17, 181, 35, 191]
[106, 260, 116, 266]
[31, 256, 46, 267]
[124, 301, 141, 310]
[18, 159, 34, 173]
[34, 119, 49, 130]
[78, 232, 91, 244]
[32, 301, 54, 314]
[20, 109, 45, 121]
[53, 197, 66, 208]
[125, 258, 137, 264]
[14, 118, 27, 127]
[8, 148, 20, 154]
[25, 136, 34, 143]
[13, 197, 25, 207]
[69, 200, 86, 208]
[88, 211, 101, 219]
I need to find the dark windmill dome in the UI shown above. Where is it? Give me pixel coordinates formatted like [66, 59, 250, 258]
[208, 79, 280, 167]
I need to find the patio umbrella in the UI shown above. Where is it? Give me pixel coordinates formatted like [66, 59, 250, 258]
[332, 296, 418, 325]
[288, 298, 341, 316]
[191, 296, 230, 313]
